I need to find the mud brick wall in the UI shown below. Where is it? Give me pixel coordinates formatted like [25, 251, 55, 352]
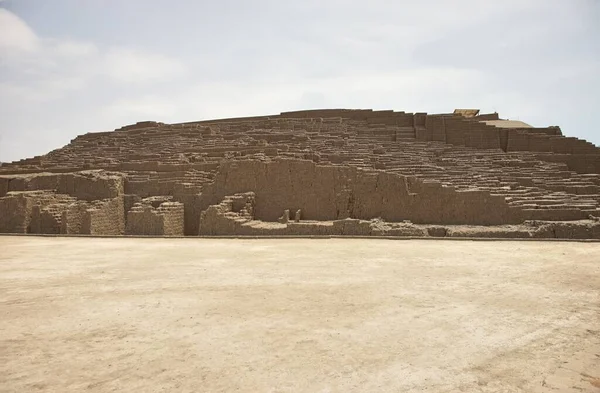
[56, 173, 123, 201]
[82, 197, 125, 235]
[0, 193, 33, 233]
[199, 159, 522, 226]
[528, 134, 553, 152]
[424, 115, 503, 150]
[506, 130, 530, 151]
[550, 137, 577, 154]
[0, 177, 9, 197]
[124, 178, 176, 198]
[29, 205, 42, 233]
[61, 203, 89, 234]
[159, 203, 185, 236]
[564, 154, 600, 174]
[466, 123, 500, 149]
[525, 127, 562, 136]
[40, 209, 61, 234]
[507, 131, 600, 173]
[424, 115, 447, 142]
[1, 172, 124, 201]
[29, 206, 62, 234]
[0, 191, 76, 233]
[126, 206, 164, 235]
[126, 202, 184, 235]
[199, 195, 423, 237]
[123, 194, 142, 224]
[172, 194, 202, 236]
[444, 117, 467, 146]
[198, 192, 257, 235]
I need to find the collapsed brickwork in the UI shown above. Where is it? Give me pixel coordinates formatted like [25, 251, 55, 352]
[1, 108, 599, 238]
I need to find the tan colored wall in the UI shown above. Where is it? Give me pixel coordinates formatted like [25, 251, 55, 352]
[0, 193, 33, 233]
[506, 131, 600, 173]
[126, 206, 164, 235]
[441, 117, 502, 150]
[564, 154, 600, 174]
[0, 177, 8, 197]
[198, 159, 522, 226]
[160, 203, 185, 236]
[199, 193, 600, 239]
[124, 179, 175, 198]
[126, 201, 184, 236]
[0, 172, 126, 235]
[29, 205, 62, 234]
[0, 191, 77, 233]
[61, 203, 89, 234]
[56, 173, 123, 201]
[2, 172, 124, 201]
[422, 114, 573, 152]
[82, 197, 125, 235]
[172, 194, 202, 236]
[199, 191, 404, 236]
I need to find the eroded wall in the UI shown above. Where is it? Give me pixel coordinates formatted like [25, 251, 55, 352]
[198, 159, 522, 226]
[2, 171, 124, 201]
[0, 177, 8, 197]
[126, 201, 184, 236]
[0, 193, 34, 233]
[82, 197, 125, 235]
[199, 192, 600, 239]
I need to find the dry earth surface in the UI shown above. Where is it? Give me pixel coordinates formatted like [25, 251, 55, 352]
[0, 237, 599, 393]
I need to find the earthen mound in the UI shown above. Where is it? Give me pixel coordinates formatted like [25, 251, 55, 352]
[1, 109, 599, 238]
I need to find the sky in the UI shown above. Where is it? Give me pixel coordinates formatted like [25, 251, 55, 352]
[0, 0, 599, 162]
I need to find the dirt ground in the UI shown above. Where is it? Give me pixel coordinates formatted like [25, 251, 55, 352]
[0, 237, 599, 393]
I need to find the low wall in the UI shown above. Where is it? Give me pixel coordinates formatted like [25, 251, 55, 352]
[126, 201, 184, 236]
[0, 193, 34, 233]
[82, 197, 125, 235]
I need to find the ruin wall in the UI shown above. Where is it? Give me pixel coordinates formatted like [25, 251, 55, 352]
[126, 201, 184, 236]
[413, 115, 599, 173]
[0, 193, 34, 233]
[82, 197, 125, 235]
[198, 159, 523, 226]
[126, 205, 164, 235]
[0, 177, 8, 197]
[1, 172, 124, 201]
[30, 206, 62, 234]
[60, 203, 89, 235]
[199, 192, 600, 239]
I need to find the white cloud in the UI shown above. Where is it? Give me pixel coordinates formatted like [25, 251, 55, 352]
[103, 48, 187, 83]
[0, 8, 38, 54]
[0, 8, 186, 100]
[52, 40, 99, 57]
[1, 76, 86, 101]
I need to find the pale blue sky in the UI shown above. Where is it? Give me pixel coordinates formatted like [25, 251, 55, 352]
[1, 0, 598, 162]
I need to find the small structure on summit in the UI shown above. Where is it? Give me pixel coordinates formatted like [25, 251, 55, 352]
[453, 109, 480, 118]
